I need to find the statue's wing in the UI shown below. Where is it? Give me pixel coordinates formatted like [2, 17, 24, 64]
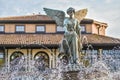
[75, 9, 88, 23]
[43, 8, 65, 26]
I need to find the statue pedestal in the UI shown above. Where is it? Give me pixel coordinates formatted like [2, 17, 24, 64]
[61, 64, 81, 80]
[62, 71, 79, 80]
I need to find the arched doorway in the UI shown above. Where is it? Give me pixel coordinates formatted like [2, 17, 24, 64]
[10, 51, 25, 71]
[58, 53, 69, 65]
[10, 51, 24, 66]
[34, 51, 49, 71]
[10, 51, 24, 62]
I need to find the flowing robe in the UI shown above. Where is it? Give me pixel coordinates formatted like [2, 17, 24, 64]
[61, 18, 82, 64]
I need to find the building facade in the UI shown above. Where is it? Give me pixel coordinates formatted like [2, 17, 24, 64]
[0, 14, 120, 70]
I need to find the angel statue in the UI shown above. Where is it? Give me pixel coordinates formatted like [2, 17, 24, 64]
[44, 7, 87, 64]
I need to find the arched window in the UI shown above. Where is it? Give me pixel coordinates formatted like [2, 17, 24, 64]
[34, 51, 49, 70]
[10, 51, 24, 62]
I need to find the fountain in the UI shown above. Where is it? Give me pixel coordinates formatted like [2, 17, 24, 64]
[0, 7, 120, 80]
[0, 42, 120, 80]
[0, 44, 120, 80]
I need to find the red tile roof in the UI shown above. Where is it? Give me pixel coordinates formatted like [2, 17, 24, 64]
[0, 34, 62, 45]
[0, 15, 107, 26]
[0, 15, 53, 21]
[82, 34, 120, 45]
[0, 34, 119, 47]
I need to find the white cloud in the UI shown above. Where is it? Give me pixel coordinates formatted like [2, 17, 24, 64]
[105, 0, 113, 3]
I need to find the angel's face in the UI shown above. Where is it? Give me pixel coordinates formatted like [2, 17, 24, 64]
[67, 10, 75, 18]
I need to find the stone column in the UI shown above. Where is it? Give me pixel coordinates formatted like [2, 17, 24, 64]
[7, 49, 10, 71]
[5, 49, 8, 72]
[52, 49, 56, 68]
[55, 49, 59, 68]
[54, 49, 57, 68]
[28, 49, 32, 71]
[98, 49, 103, 60]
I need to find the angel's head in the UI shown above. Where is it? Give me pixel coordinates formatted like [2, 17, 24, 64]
[67, 7, 75, 18]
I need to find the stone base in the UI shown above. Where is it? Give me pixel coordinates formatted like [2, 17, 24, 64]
[62, 71, 79, 80]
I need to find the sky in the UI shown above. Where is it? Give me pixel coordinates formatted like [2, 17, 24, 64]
[0, 0, 120, 38]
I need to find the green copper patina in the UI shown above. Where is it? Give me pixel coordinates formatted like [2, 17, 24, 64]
[44, 7, 87, 64]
